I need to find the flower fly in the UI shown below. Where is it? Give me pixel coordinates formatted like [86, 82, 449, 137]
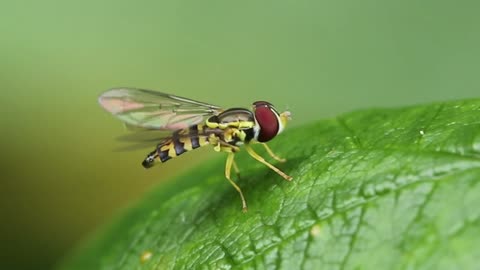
[99, 88, 292, 212]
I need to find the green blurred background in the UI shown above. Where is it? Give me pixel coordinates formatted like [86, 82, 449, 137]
[1, 0, 479, 269]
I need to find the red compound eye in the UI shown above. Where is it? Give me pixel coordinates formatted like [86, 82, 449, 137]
[253, 101, 279, 142]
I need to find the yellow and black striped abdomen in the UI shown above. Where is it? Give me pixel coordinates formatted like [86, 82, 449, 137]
[157, 125, 210, 162]
[142, 125, 209, 168]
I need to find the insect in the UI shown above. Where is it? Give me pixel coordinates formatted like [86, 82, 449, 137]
[98, 87, 292, 212]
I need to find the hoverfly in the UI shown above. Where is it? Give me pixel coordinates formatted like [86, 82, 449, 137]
[98, 88, 292, 212]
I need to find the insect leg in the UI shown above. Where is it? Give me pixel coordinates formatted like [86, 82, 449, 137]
[245, 144, 292, 181]
[232, 159, 241, 178]
[225, 152, 248, 212]
[262, 143, 286, 163]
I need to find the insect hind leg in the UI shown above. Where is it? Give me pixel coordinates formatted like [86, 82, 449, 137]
[142, 150, 158, 168]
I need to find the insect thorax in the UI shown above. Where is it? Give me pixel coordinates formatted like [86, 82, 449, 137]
[205, 108, 256, 145]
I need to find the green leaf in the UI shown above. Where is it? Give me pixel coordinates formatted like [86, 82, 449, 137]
[59, 99, 480, 270]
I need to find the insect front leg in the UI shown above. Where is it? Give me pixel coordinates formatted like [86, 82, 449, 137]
[261, 143, 287, 163]
[245, 144, 292, 181]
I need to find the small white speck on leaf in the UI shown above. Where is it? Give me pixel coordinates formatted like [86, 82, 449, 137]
[419, 130, 425, 136]
[140, 250, 153, 263]
[310, 224, 322, 237]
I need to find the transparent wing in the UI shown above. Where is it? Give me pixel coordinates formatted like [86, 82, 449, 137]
[98, 87, 223, 130]
[113, 125, 224, 152]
